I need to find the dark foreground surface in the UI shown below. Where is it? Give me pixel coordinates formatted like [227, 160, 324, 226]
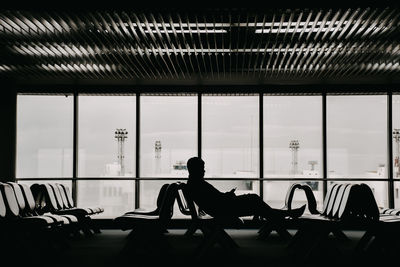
[11, 229, 393, 267]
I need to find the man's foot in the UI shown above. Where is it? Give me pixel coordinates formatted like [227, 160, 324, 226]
[289, 204, 306, 218]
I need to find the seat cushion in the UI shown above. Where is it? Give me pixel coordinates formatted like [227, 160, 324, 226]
[17, 216, 55, 228]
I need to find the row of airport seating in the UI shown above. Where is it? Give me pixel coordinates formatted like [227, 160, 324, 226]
[0, 181, 104, 265]
[114, 181, 400, 262]
[31, 182, 103, 235]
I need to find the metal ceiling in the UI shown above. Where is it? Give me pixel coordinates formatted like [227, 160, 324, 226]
[0, 7, 399, 85]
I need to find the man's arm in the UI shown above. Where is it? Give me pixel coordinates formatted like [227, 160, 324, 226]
[224, 187, 236, 197]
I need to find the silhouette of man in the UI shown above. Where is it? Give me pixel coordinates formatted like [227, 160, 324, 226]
[186, 157, 305, 219]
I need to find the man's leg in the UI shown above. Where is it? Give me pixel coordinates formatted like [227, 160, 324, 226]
[231, 194, 305, 219]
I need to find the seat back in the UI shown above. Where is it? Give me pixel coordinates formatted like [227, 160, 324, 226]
[178, 182, 209, 221]
[301, 184, 319, 214]
[0, 183, 7, 218]
[284, 183, 303, 210]
[284, 183, 319, 214]
[337, 184, 359, 220]
[7, 182, 26, 215]
[336, 183, 380, 222]
[176, 183, 195, 217]
[19, 183, 38, 214]
[54, 183, 70, 209]
[155, 183, 170, 214]
[322, 183, 340, 216]
[41, 183, 61, 212]
[0, 183, 20, 218]
[321, 183, 338, 215]
[358, 183, 380, 221]
[30, 183, 47, 213]
[331, 183, 351, 218]
[59, 184, 75, 208]
[158, 183, 179, 224]
[49, 183, 65, 210]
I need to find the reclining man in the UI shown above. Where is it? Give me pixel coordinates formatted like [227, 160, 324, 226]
[186, 157, 305, 220]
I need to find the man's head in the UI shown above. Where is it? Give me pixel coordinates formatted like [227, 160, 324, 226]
[187, 157, 205, 178]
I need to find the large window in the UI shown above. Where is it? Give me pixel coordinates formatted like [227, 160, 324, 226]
[140, 95, 197, 177]
[202, 95, 259, 196]
[78, 95, 136, 177]
[15, 92, 400, 217]
[327, 95, 387, 178]
[264, 95, 322, 178]
[17, 95, 73, 178]
[77, 95, 136, 218]
[139, 95, 197, 210]
[202, 95, 259, 178]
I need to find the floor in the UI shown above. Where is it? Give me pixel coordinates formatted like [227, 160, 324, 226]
[7, 225, 396, 267]
[17, 228, 390, 267]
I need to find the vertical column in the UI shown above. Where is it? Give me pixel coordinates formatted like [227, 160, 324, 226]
[135, 93, 140, 209]
[0, 87, 17, 182]
[259, 93, 264, 198]
[198, 92, 202, 159]
[388, 92, 394, 208]
[72, 93, 78, 203]
[322, 92, 327, 197]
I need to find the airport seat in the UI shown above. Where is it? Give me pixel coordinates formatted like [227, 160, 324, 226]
[352, 190, 400, 259]
[258, 182, 324, 241]
[2, 182, 58, 229]
[176, 182, 243, 260]
[124, 183, 170, 216]
[55, 183, 103, 215]
[18, 183, 80, 235]
[175, 182, 199, 237]
[288, 183, 380, 261]
[32, 183, 98, 236]
[114, 182, 179, 257]
[114, 182, 178, 230]
[0, 182, 66, 259]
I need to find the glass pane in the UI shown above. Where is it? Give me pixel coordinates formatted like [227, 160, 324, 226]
[365, 181, 388, 209]
[327, 95, 387, 178]
[77, 180, 135, 218]
[264, 95, 322, 178]
[393, 95, 400, 178]
[140, 95, 197, 177]
[18, 180, 72, 190]
[16, 95, 73, 178]
[202, 95, 259, 178]
[263, 181, 324, 213]
[78, 95, 135, 177]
